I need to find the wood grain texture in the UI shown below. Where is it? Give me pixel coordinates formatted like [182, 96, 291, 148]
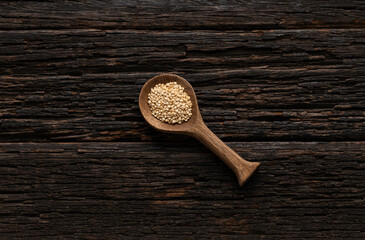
[1, 29, 364, 142]
[0, 0, 364, 30]
[0, 0, 364, 238]
[0, 142, 364, 239]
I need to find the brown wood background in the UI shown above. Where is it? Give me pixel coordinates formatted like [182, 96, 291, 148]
[0, 1, 364, 239]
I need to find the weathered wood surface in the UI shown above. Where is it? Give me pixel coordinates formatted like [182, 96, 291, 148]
[1, 0, 364, 30]
[0, 0, 364, 239]
[0, 142, 364, 239]
[1, 29, 364, 142]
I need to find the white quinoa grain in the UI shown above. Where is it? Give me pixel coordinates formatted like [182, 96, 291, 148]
[148, 82, 192, 124]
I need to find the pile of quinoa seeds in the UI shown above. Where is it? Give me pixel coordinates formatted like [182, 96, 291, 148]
[148, 82, 193, 124]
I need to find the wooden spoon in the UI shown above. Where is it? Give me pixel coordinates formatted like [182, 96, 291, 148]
[139, 74, 260, 186]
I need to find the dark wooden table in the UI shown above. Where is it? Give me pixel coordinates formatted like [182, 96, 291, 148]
[1, 1, 364, 239]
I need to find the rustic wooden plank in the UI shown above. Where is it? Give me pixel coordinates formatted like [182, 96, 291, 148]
[0, 0, 364, 30]
[1, 29, 365, 74]
[1, 29, 364, 142]
[0, 142, 363, 239]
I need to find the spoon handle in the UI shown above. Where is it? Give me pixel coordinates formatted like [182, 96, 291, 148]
[191, 122, 260, 186]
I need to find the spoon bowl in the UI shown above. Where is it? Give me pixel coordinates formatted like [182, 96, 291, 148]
[139, 74, 200, 134]
[139, 74, 260, 186]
